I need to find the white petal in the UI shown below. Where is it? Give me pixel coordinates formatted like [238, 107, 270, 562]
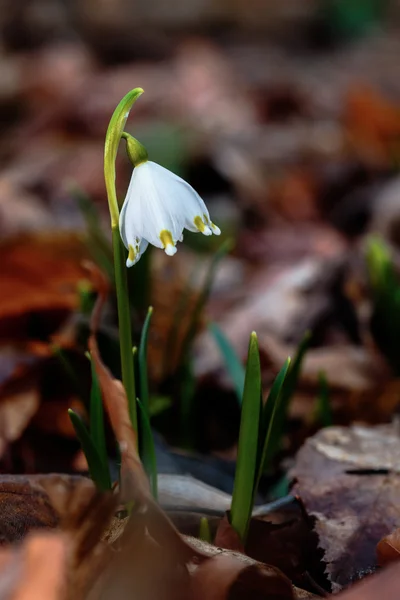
[119, 172, 138, 249]
[148, 163, 221, 237]
[129, 162, 185, 247]
[165, 244, 177, 256]
[119, 160, 221, 266]
[126, 238, 149, 267]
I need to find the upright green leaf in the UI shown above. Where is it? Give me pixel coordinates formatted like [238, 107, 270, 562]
[137, 398, 158, 499]
[366, 237, 400, 376]
[89, 355, 108, 473]
[230, 332, 262, 543]
[137, 307, 157, 489]
[266, 331, 310, 460]
[198, 517, 212, 543]
[208, 322, 245, 404]
[68, 409, 111, 491]
[138, 307, 153, 415]
[254, 358, 291, 498]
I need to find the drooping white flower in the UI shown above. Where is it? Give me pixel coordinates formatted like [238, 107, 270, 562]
[119, 160, 221, 267]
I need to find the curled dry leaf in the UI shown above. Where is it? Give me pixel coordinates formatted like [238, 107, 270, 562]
[87, 264, 206, 565]
[190, 553, 295, 600]
[214, 513, 244, 553]
[186, 537, 316, 600]
[291, 424, 400, 590]
[377, 528, 400, 567]
[0, 471, 118, 600]
[245, 503, 326, 591]
[38, 473, 117, 599]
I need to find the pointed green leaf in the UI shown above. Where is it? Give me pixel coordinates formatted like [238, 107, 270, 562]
[138, 307, 153, 416]
[198, 517, 212, 543]
[254, 358, 291, 499]
[136, 399, 157, 499]
[315, 370, 333, 427]
[208, 322, 245, 404]
[89, 355, 108, 472]
[266, 331, 310, 460]
[68, 409, 111, 491]
[230, 332, 261, 543]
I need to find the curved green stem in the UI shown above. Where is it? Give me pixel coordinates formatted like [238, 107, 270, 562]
[104, 88, 144, 438]
[104, 87, 144, 227]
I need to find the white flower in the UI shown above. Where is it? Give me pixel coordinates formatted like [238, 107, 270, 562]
[119, 160, 221, 267]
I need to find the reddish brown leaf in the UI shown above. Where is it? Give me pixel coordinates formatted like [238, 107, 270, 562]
[214, 513, 244, 553]
[345, 85, 400, 166]
[0, 234, 87, 341]
[377, 528, 400, 567]
[190, 553, 295, 600]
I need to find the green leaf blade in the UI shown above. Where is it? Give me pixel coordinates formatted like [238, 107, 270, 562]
[68, 409, 111, 491]
[89, 356, 108, 472]
[137, 399, 158, 499]
[138, 307, 153, 416]
[208, 322, 245, 404]
[265, 331, 311, 461]
[230, 332, 262, 543]
[254, 357, 291, 497]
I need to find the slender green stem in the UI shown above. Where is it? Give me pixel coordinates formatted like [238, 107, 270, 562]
[112, 226, 137, 433]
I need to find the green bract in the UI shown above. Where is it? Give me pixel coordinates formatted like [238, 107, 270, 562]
[104, 87, 144, 227]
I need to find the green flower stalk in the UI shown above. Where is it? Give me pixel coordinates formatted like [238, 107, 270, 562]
[104, 88, 144, 434]
[104, 87, 222, 440]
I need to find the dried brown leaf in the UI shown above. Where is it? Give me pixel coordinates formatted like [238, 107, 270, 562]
[0, 234, 86, 341]
[377, 528, 400, 567]
[0, 475, 59, 544]
[291, 424, 400, 590]
[87, 265, 207, 565]
[214, 513, 244, 553]
[190, 553, 295, 600]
